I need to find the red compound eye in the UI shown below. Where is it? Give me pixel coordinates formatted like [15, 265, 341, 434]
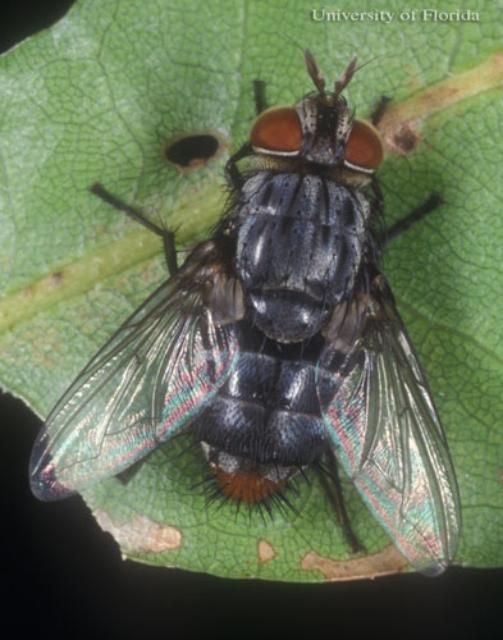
[344, 119, 384, 172]
[250, 106, 302, 155]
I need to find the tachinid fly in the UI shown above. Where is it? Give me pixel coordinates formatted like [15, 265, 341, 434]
[30, 50, 461, 575]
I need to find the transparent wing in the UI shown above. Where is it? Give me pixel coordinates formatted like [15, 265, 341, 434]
[30, 250, 240, 500]
[317, 274, 461, 574]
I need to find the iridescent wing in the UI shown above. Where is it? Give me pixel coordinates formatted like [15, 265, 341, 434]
[30, 246, 241, 500]
[317, 274, 461, 574]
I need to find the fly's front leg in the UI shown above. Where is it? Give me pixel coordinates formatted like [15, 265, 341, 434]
[90, 183, 178, 276]
[253, 79, 268, 115]
[224, 142, 254, 190]
[370, 95, 392, 126]
[225, 78, 268, 189]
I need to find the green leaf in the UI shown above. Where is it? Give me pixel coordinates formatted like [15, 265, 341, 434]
[1, 0, 502, 581]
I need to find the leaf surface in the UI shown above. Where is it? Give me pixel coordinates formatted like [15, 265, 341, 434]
[1, 0, 502, 580]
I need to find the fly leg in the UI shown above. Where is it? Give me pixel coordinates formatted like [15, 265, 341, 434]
[370, 177, 444, 248]
[225, 79, 268, 189]
[370, 95, 392, 126]
[224, 142, 254, 190]
[317, 454, 364, 554]
[369, 96, 445, 247]
[88, 184, 178, 487]
[89, 183, 178, 276]
[253, 79, 268, 115]
[382, 193, 444, 246]
[374, 185, 444, 249]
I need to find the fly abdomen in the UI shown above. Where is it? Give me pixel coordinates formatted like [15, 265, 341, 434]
[236, 171, 369, 342]
[192, 328, 326, 467]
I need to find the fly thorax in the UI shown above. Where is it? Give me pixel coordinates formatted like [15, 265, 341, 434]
[235, 171, 369, 342]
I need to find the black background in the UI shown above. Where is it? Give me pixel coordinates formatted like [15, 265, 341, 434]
[0, 2, 500, 638]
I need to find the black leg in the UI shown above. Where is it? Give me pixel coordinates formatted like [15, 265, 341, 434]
[90, 183, 178, 276]
[370, 176, 385, 217]
[381, 193, 444, 248]
[253, 79, 268, 115]
[317, 454, 364, 554]
[224, 79, 267, 190]
[370, 95, 392, 126]
[224, 142, 254, 190]
[116, 458, 146, 485]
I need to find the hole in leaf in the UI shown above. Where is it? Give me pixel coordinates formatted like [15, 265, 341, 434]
[165, 134, 221, 169]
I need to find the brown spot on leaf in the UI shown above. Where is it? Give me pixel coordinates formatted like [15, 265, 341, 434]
[377, 52, 503, 157]
[378, 110, 425, 157]
[95, 510, 182, 554]
[301, 545, 408, 581]
[49, 271, 64, 288]
[257, 539, 276, 563]
[390, 123, 421, 155]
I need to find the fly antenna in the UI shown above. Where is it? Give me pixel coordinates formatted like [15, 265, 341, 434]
[304, 48, 326, 95]
[334, 56, 358, 95]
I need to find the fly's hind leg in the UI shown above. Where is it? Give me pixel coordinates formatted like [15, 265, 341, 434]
[90, 183, 178, 276]
[317, 453, 364, 554]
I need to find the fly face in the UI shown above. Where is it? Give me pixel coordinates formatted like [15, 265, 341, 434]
[30, 50, 461, 576]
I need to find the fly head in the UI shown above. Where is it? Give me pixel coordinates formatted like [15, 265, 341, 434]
[250, 49, 384, 175]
